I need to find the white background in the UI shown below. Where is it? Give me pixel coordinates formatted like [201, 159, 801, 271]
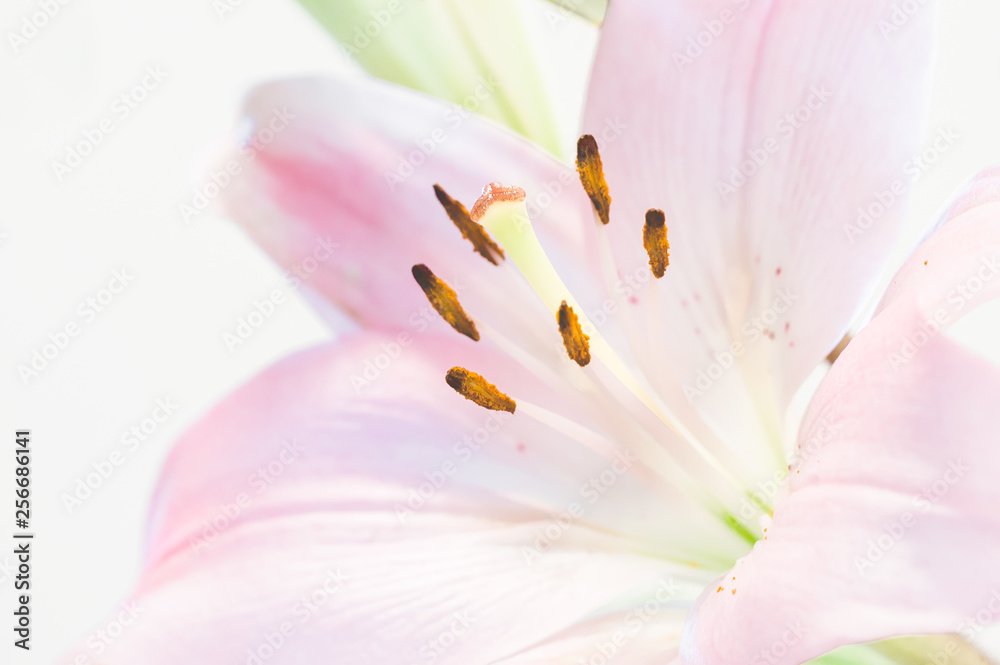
[1, 0, 999, 662]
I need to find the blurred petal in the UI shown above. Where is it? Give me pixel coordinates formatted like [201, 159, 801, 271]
[297, 0, 564, 155]
[582, 0, 936, 462]
[58, 331, 740, 664]
[679, 171, 1000, 664]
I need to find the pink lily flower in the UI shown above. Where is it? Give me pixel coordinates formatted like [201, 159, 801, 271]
[62, 1, 1000, 664]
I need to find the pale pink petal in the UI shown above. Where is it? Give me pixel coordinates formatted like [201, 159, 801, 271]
[222, 76, 599, 353]
[583, 0, 937, 456]
[679, 170, 1000, 664]
[59, 331, 733, 664]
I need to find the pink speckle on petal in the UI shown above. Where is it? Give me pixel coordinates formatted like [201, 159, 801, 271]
[629, 296, 639, 305]
[516, 442, 526, 453]
[784, 322, 790, 333]
[776, 267, 782, 276]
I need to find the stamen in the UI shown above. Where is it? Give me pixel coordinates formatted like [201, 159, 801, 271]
[643, 209, 670, 278]
[473, 185, 760, 501]
[433, 184, 505, 265]
[557, 301, 591, 366]
[576, 135, 611, 225]
[827, 333, 852, 364]
[411, 264, 479, 341]
[445, 367, 516, 413]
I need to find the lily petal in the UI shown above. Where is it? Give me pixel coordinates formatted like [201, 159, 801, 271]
[223, 76, 600, 354]
[296, 0, 564, 155]
[679, 170, 1000, 664]
[59, 331, 737, 664]
[582, 0, 937, 459]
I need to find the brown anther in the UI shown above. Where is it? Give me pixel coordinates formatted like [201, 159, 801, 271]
[643, 209, 670, 278]
[576, 135, 611, 225]
[445, 367, 516, 413]
[557, 301, 591, 367]
[411, 264, 479, 341]
[826, 333, 852, 364]
[433, 184, 505, 265]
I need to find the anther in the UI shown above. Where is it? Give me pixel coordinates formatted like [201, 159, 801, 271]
[827, 333, 852, 364]
[643, 209, 670, 278]
[576, 135, 611, 225]
[433, 184, 505, 265]
[411, 264, 479, 341]
[557, 301, 591, 366]
[445, 367, 516, 413]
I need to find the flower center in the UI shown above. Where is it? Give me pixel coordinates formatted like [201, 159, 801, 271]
[413, 136, 774, 559]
